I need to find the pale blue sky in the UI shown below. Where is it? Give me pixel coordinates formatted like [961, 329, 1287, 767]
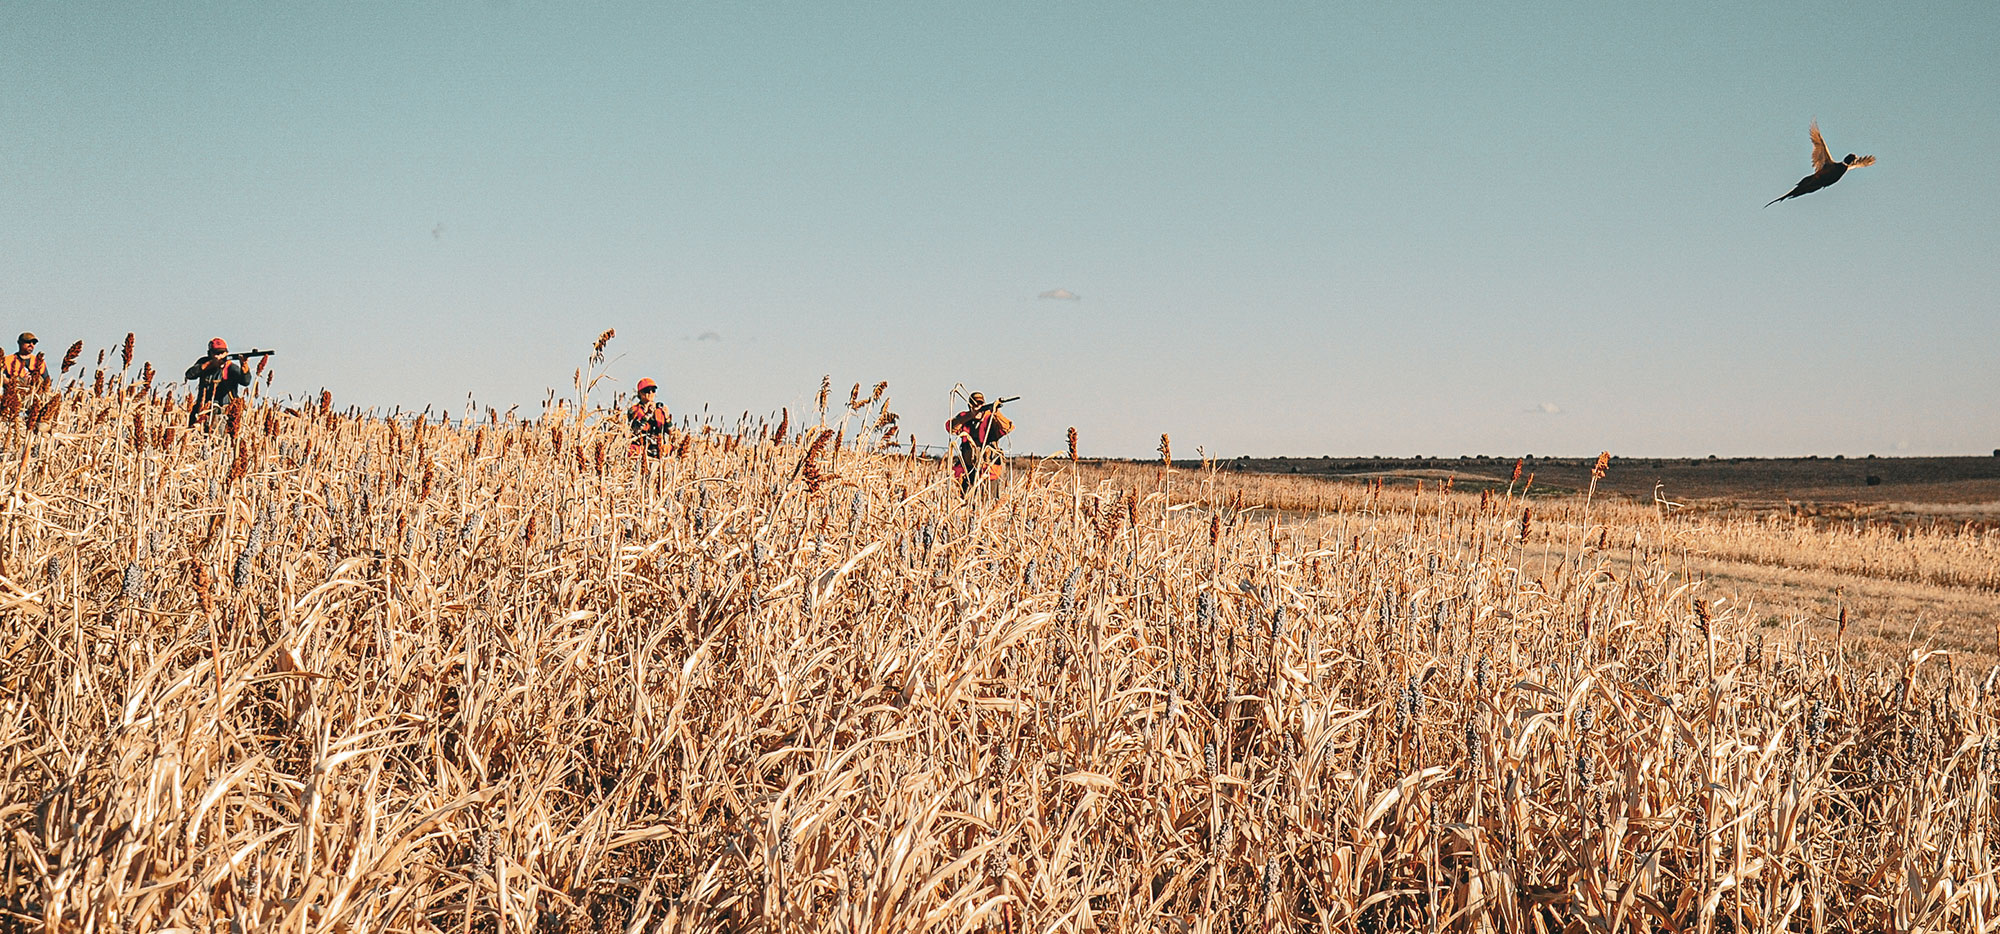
[5, 2, 1996, 457]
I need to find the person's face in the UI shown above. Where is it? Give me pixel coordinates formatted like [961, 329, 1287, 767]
[638, 389, 655, 402]
[16, 340, 34, 354]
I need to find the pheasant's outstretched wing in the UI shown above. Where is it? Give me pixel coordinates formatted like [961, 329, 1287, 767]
[1849, 154, 1876, 167]
[1809, 121, 1832, 171]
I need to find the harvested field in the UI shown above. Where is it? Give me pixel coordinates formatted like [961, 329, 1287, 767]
[1227, 454, 2000, 512]
[1202, 455, 2000, 668]
[7, 371, 2000, 931]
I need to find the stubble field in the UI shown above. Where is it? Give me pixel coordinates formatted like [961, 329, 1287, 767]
[7, 362, 2000, 932]
[1220, 454, 2000, 669]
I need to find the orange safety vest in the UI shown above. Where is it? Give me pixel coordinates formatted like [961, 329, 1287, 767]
[2, 352, 47, 390]
[627, 401, 670, 454]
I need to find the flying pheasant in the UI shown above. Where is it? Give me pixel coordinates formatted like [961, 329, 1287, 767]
[1767, 121, 1875, 206]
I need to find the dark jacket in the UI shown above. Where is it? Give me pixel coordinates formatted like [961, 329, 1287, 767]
[186, 355, 251, 408]
[947, 408, 1013, 446]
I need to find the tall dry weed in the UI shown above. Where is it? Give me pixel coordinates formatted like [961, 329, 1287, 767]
[2, 374, 1998, 931]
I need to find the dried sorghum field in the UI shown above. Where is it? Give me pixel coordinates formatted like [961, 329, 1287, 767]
[7, 359, 2000, 932]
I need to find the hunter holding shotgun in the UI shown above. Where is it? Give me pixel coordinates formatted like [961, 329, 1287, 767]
[946, 391, 1016, 493]
[184, 337, 268, 425]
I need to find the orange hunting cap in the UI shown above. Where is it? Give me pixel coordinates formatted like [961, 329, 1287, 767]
[209, 337, 228, 352]
[636, 378, 657, 393]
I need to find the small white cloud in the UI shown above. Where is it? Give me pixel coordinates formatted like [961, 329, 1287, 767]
[1535, 402, 1562, 414]
[1037, 288, 1081, 301]
[696, 331, 722, 342]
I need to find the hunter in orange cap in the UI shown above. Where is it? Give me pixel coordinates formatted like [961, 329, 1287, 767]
[3, 332, 48, 393]
[626, 379, 670, 456]
[184, 337, 251, 425]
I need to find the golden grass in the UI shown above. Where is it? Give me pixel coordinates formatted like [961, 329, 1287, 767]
[7, 373, 2000, 932]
